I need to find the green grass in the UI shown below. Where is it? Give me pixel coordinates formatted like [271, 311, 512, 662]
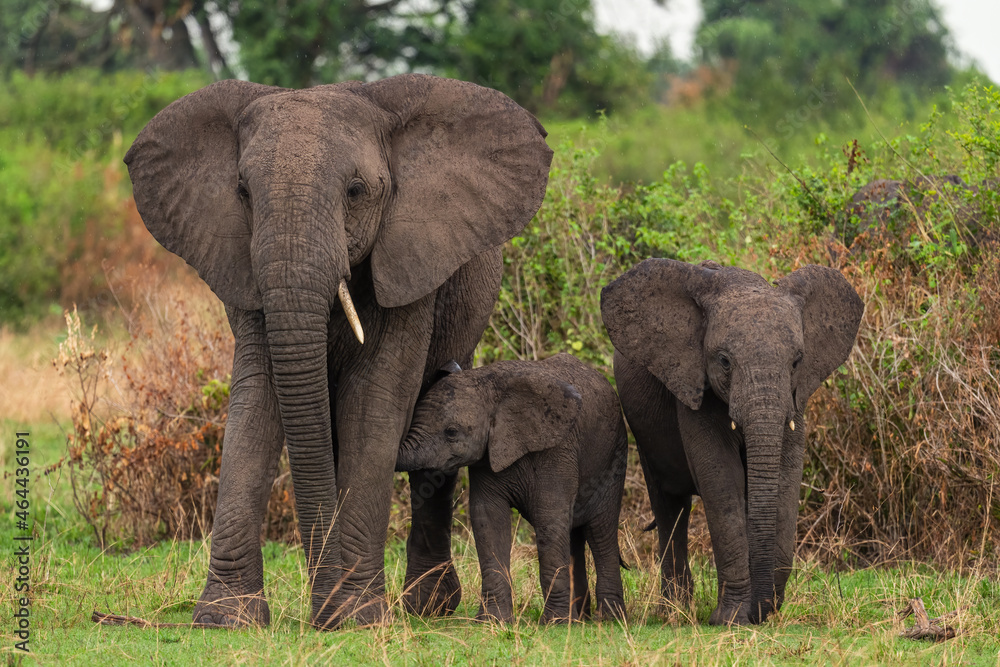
[4, 420, 999, 665]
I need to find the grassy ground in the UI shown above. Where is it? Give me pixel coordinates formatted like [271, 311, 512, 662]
[4, 419, 999, 666]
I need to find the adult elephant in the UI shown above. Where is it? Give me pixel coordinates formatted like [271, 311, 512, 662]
[124, 74, 552, 629]
[601, 259, 863, 625]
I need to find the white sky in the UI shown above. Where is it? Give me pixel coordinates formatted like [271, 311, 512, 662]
[594, 0, 1000, 84]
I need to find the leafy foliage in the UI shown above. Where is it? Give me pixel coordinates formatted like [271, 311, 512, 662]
[0, 69, 208, 322]
[56, 82, 1000, 574]
[1, 0, 218, 75]
[697, 0, 956, 123]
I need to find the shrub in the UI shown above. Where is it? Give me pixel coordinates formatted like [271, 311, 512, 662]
[56, 277, 297, 549]
[58, 82, 999, 575]
[0, 69, 209, 323]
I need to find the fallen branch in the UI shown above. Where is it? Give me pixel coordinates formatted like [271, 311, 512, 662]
[91, 610, 221, 629]
[897, 597, 966, 641]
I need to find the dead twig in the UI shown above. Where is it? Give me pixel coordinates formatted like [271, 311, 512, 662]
[91, 610, 221, 629]
[896, 597, 966, 641]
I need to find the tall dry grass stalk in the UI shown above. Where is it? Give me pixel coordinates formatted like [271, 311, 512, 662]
[54, 271, 296, 548]
[57, 131, 999, 575]
[798, 236, 1000, 570]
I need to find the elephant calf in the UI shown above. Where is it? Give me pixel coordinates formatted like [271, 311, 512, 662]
[396, 353, 628, 623]
[602, 259, 863, 625]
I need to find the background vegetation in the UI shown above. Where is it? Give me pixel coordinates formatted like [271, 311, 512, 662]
[2, 0, 999, 662]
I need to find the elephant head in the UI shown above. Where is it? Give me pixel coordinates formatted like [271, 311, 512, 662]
[601, 258, 863, 621]
[124, 75, 552, 590]
[397, 364, 583, 474]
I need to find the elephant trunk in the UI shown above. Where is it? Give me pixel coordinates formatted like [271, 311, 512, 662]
[396, 416, 435, 472]
[740, 393, 788, 624]
[255, 203, 350, 625]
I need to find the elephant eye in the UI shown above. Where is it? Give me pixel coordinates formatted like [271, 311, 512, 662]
[444, 426, 460, 440]
[718, 353, 731, 372]
[347, 179, 367, 202]
[236, 178, 250, 205]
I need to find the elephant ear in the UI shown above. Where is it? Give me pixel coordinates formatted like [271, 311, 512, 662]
[777, 265, 864, 408]
[488, 371, 583, 473]
[357, 74, 553, 308]
[601, 258, 715, 411]
[124, 80, 285, 310]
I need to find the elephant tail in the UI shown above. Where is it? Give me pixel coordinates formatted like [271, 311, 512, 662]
[619, 554, 631, 571]
[617, 519, 657, 570]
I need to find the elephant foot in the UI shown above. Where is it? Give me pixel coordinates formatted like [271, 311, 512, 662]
[709, 603, 751, 626]
[661, 576, 694, 604]
[402, 561, 462, 616]
[475, 606, 514, 624]
[541, 600, 583, 625]
[475, 593, 514, 624]
[749, 598, 778, 624]
[541, 611, 576, 625]
[316, 593, 391, 629]
[193, 589, 270, 628]
[597, 597, 627, 622]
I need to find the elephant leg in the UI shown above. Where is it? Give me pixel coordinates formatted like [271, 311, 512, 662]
[615, 353, 695, 606]
[677, 398, 752, 626]
[569, 527, 591, 619]
[195, 307, 283, 627]
[403, 247, 504, 615]
[533, 481, 578, 624]
[536, 521, 575, 623]
[586, 518, 626, 621]
[330, 302, 434, 626]
[470, 472, 514, 623]
[773, 417, 806, 611]
[651, 494, 693, 606]
[403, 468, 462, 616]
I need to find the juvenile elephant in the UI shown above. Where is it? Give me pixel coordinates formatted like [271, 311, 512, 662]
[395, 354, 628, 623]
[601, 259, 863, 625]
[124, 74, 552, 628]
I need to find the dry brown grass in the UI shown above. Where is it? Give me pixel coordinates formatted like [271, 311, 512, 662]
[54, 164, 999, 576]
[53, 268, 298, 548]
[0, 320, 73, 423]
[795, 236, 1000, 570]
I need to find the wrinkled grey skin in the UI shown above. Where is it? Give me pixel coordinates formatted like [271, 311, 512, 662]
[124, 74, 552, 629]
[396, 354, 628, 623]
[601, 259, 863, 625]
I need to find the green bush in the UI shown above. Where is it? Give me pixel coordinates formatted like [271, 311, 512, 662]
[0, 69, 209, 323]
[485, 81, 999, 568]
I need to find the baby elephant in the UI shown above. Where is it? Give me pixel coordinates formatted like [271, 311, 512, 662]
[602, 258, 863, 625]
[396, 353, 628, 623]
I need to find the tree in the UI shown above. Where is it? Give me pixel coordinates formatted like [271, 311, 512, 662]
[446, 0, 649, 115]
[696, 0, 954, 122]
[3, 0, 649, 115]
[212, 0, 648, 114]
[2, 0, 225, 75]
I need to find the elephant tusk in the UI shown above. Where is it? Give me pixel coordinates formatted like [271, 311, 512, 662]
[338, 279, 364, 345]
[789, 420, 795, 431]
[731, 421, 737, 431]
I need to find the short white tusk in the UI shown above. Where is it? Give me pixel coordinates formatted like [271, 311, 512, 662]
[338, 279, 364, 345]
[789, 420, 795, 431]
[731, 421, 737, 431]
